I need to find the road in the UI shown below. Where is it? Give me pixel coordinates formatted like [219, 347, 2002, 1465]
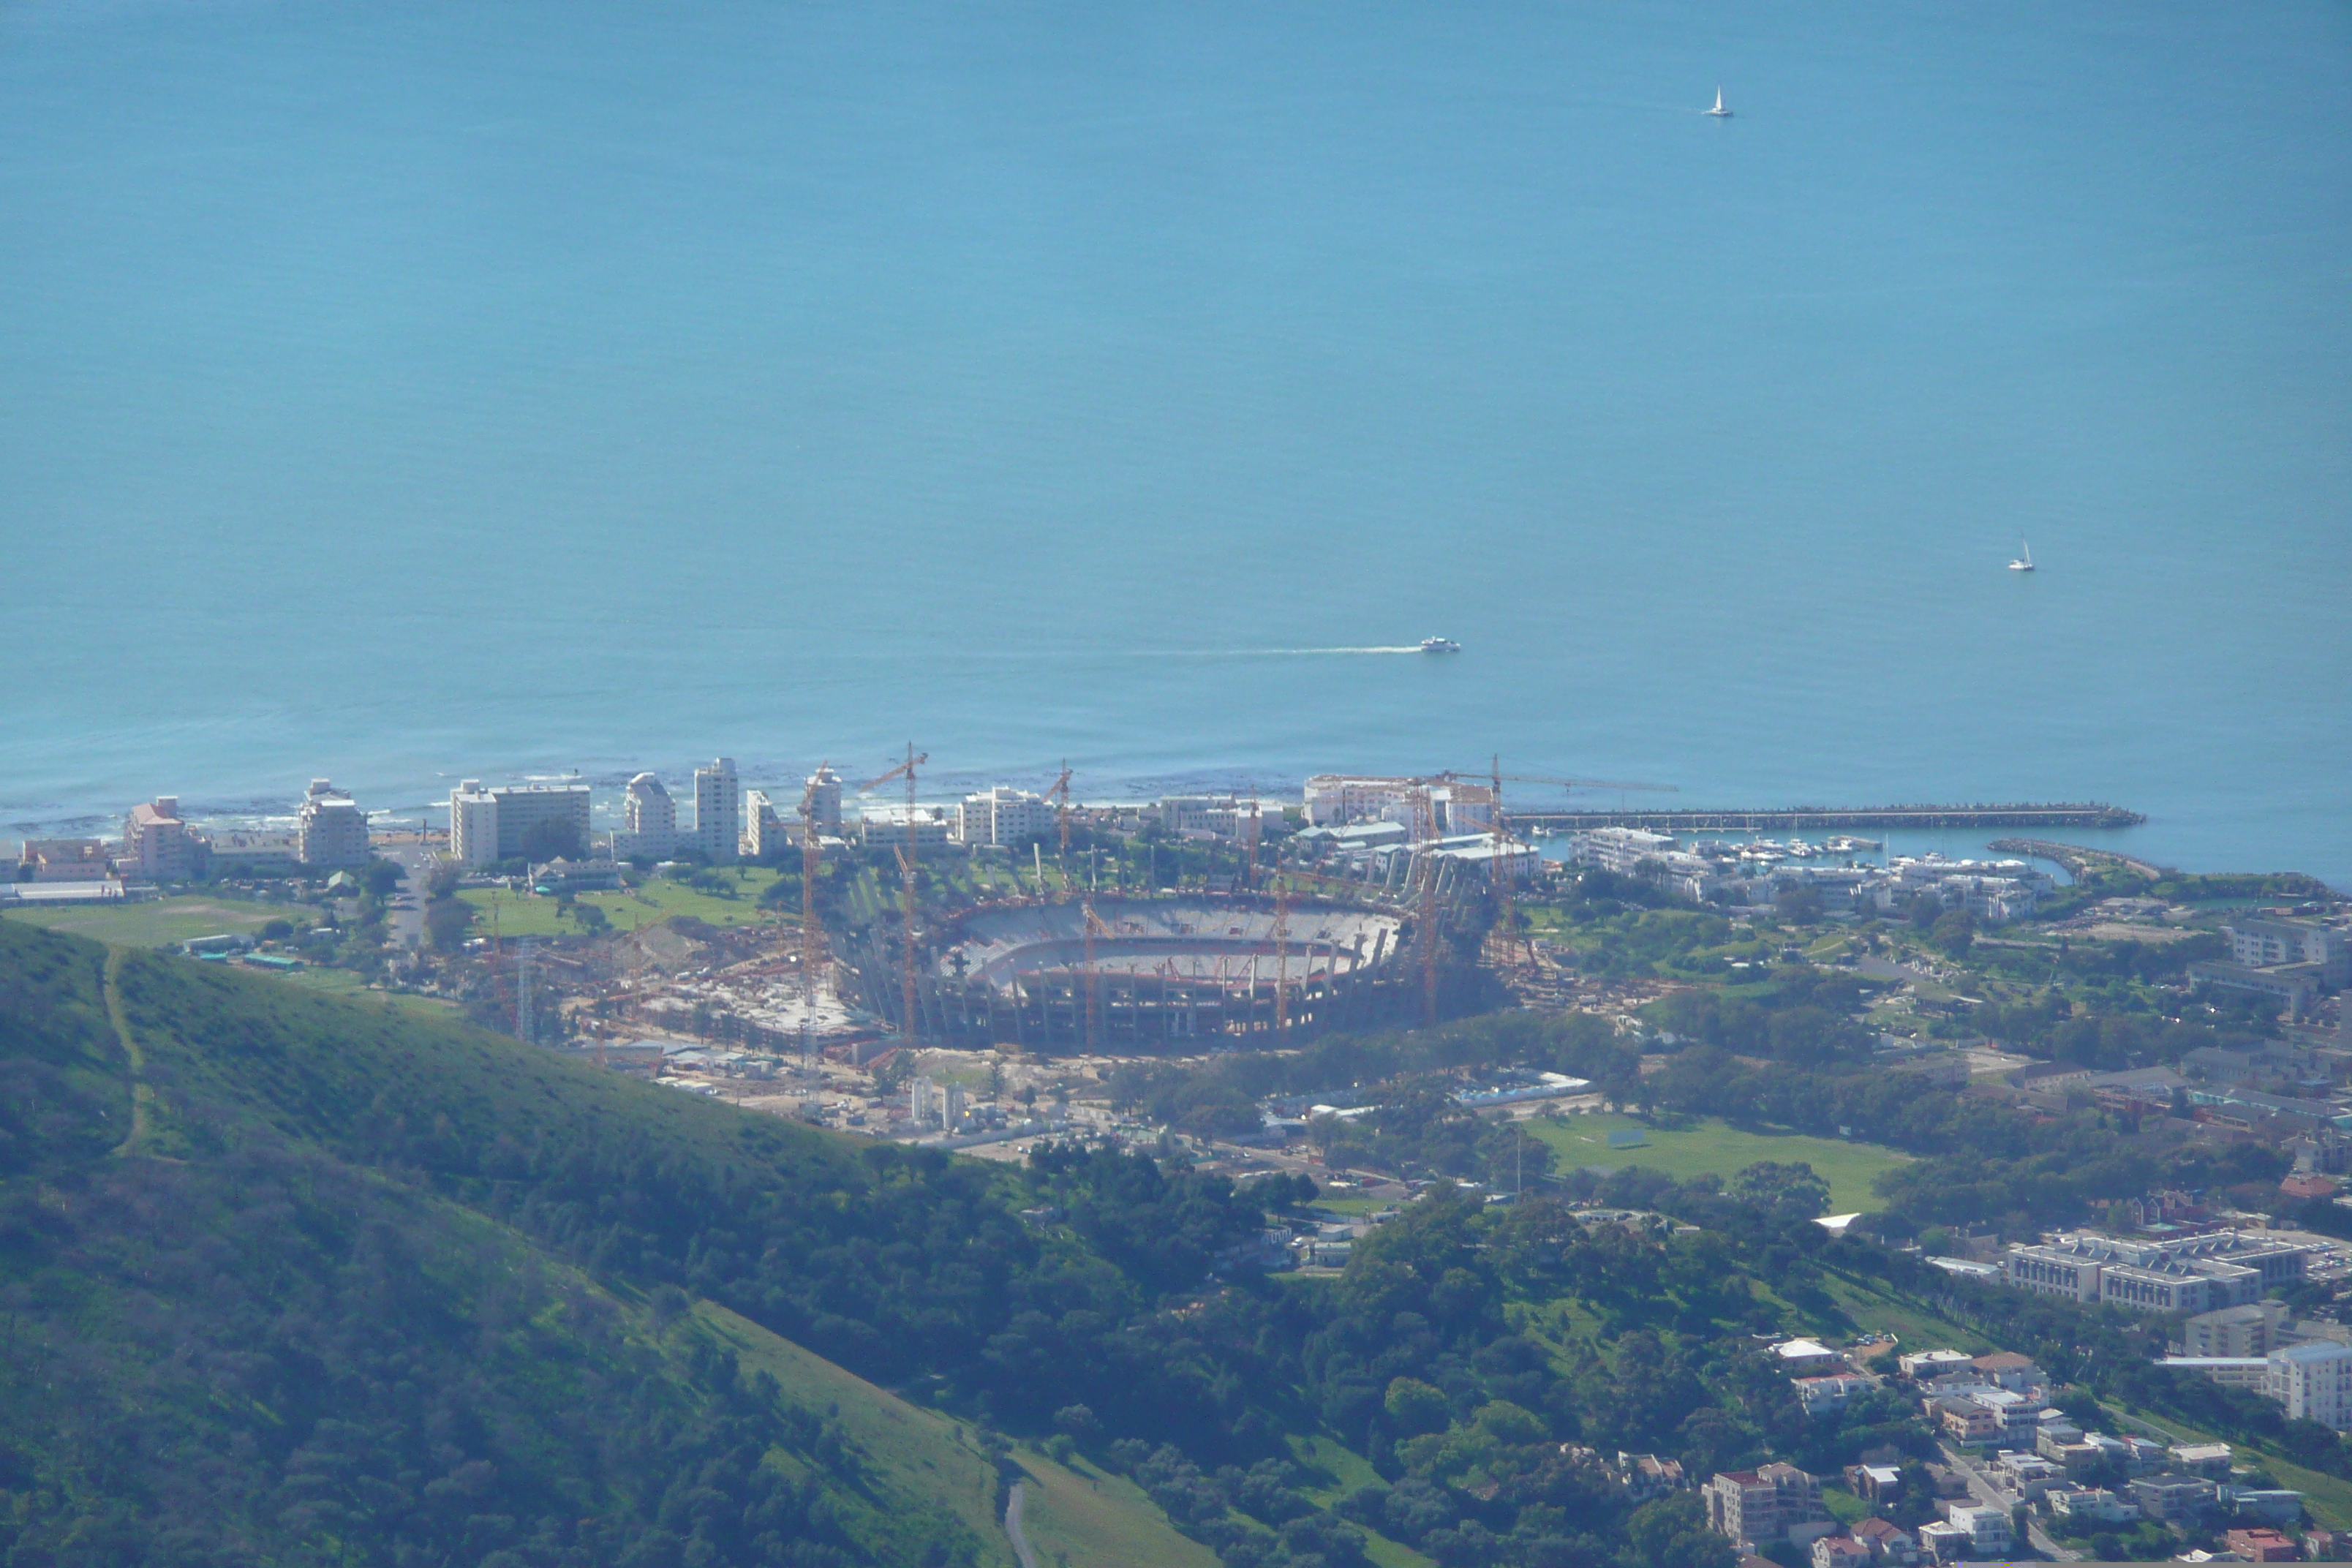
[1004, 1478, 1039, 1568]
[377, 840, 440, 957]
[1939, 1441, 2079, 1561]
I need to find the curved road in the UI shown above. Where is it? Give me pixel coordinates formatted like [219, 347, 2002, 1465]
[1004, 1478, 1039, 1568]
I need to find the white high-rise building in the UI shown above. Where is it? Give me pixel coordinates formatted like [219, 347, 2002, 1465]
[695, 758, 740, 862]
[297, 780, 372, 868]
[804, 765, 843, 835]
[2269, 1341, 2352, 1429]
[961, 787, 1055, 846]
[448, 782, 592, 868]
[613, 773, 679, 860]
[743, 790, 788, 859]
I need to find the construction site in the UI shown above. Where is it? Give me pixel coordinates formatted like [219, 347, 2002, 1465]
[872, 897, 1410, 1047]
[453, 754, 1619, 1065]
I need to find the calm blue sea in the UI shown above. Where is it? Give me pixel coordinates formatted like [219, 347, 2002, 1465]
[4, 1, 2348, 884]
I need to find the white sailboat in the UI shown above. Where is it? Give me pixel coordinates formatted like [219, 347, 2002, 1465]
[1705, 86, 1732, 118]
[2009, 540, 2035, 572]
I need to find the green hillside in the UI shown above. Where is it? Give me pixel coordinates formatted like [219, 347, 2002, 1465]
[0, 924, 1012, 1567]
[10, 921, 2179, 1568]
[0, 922, 1352, 1567]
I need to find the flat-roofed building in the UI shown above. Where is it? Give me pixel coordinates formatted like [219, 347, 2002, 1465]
[2004, 1229, 2309, 1316]
[613, 773, 679, 861]
[859, 804, 953, 852]
[1703, 1464, 1831, 1551]
[694, 758, 740, 862]
[296, 780, 372, 868]
[2185, 1301, 2291, 1357]
[742, 790, 788, 859]
[962, 787, 1054, 847]
[1568, 826, 1678, 875]
[448, 781, 593, 868]
[2226, 916, 2351, 986]
[2268, 1339, 2352, 1429]
[19, 839, 111, 881]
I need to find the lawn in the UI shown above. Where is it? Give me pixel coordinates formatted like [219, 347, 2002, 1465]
[1529, 1111, 1910, 1214]
[695, 1303, 1017, 1567]
[1816, 1273, 1995, 1353]
[1014, 1451, 1219, 1568]
[460, 867, 786, 938]
[2, 895, 308, 948]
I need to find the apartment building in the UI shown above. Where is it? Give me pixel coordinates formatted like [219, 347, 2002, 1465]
[742, 790, 788, 859]
[2268, 1340, 2352, 1429]
[612, 772, 679, 860]
[962, 787, 1055, 847]
[2225, 916, 2351, 986]
[1703, 1464, 1831, 1550]
[448, 782, 593, 868]
[693, 758, 740, 862]
[122, 797, 205, 880]
[295, 780, 371, 868]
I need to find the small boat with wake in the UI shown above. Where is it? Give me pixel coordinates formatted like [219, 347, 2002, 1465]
[1420, 637, 1462, 654]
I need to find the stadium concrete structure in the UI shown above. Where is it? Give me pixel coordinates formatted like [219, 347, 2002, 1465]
[872, 897, 1411, 1047]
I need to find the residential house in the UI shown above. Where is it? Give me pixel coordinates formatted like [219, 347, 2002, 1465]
[1616, 1453, 1688, 1501]
[1939, 1503, 2010, 1558]
[2226, 1527, 2301, 1562]
[1849, 1516, 1917, 1565]
[2168, 1442, 2235, 1479]
[1970, 1351, 2043, 1392]
[1809, 1534, 1872, 1568]
[1844, 1464, 1903, 1504]
[1914, 1522, 1969, 1565]
[1775, 1339, 1844, 1374]
[2048, 1488, 2139, 1525]
[2128, 1471, 2220, 1524]
[1793, 1375, 1874, 1416]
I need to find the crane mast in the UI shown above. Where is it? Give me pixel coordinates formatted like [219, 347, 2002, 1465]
[1410, 784, 1439, 1025]
[798, 763, 830, 1026]
[858, 745, 927, 1041]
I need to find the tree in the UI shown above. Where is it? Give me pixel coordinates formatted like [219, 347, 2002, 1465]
[520, 817, 583, 863]
[1384, 1378, 1450, 1436]
[1774, 884, 1823, 924]
[1929, 910, 1976, 958]
[425, 897, 473, 953]
[1729, 1161, 1830, 1220]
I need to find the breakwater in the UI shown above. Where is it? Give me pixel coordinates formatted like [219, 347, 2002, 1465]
[1518, 803, 2144, 832]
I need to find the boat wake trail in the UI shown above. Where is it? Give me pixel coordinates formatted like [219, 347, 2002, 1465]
[1191, 647, 1425, 657]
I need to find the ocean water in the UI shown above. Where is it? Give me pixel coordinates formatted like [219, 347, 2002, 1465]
[4, 1, 2348, 883]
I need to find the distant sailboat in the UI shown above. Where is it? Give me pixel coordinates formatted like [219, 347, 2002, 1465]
[2009, 540, 2035, 572]
[1705, 86, 1732, 118]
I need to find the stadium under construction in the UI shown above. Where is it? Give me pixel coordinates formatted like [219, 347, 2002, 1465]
[847, 897, 1414, 1048]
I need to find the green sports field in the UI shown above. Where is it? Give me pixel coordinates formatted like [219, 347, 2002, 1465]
[1529, 1111, 1910, 1214]
[1, 894, 306, 947]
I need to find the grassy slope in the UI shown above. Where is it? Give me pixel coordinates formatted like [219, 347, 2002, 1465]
[1285, 1436, 1437, 1568]
[3, 894, 306, 946]
[698, 1303, 1019, 1568]
[1529, 1110, 1910, 1213]
[1012, 1451, 1221, 1568]
[2, 923, 1218, 1567]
